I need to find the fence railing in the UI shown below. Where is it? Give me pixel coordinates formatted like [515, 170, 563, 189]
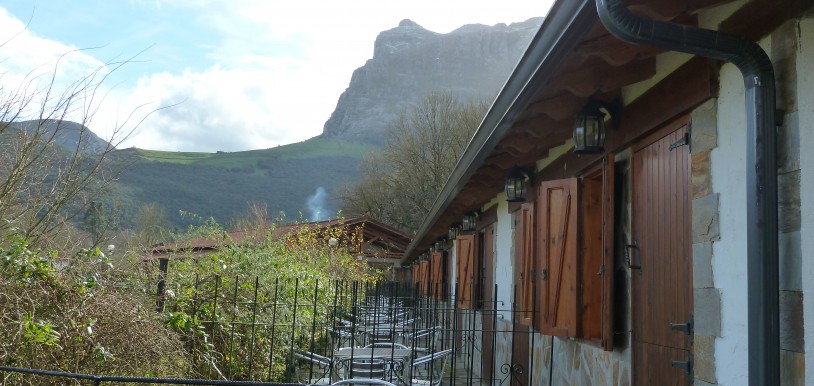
[2, 277, 542, 386]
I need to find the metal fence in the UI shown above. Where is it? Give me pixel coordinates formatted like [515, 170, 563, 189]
[2, 277, 540, 386]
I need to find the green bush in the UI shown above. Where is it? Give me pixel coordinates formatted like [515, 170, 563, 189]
[160, 217, 383, 381]
[0, 231, 193, 385]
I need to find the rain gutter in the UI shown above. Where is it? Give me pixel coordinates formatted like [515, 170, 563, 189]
[595, 1, 779, 384]
[400, 0, 597, 265]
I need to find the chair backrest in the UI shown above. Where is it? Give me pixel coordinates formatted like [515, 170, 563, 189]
[326, 325, 354, 338]
[411, 349, 453, 367]
[367, 329, 396, 344]
[293, 348, 332, 367]
[411, 349, 452, 385]
[330, 379, 396, 386]
[342, 358, 389, 380]
[364, 342, 408, 350]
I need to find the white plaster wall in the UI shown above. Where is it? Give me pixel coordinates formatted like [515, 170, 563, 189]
[494, 199, 514, 320]
[798, 17, 814, 386]
[711, 58, 750, 385]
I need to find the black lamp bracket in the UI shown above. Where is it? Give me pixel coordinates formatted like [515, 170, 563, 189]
[585, 99, 621, 130]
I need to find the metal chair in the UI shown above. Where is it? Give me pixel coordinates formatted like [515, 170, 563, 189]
[326, 325, 363, 348]
[402, 326, 441, 352]
[330, 379, 396, 386]
[364, 342, 408, 350]
[409, 349, 453, 386]
[292, 348, 335, 384]
[340, 358, 390, 380]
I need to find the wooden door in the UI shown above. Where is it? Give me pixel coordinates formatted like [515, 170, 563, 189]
[480, 223, 496, 382]
[631, 120, 692, 385]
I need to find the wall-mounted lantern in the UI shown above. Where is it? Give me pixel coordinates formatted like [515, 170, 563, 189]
[434, 239, 445, 252]
[462, 211, 478, 232]
[505, 166, 531, 202]
[448, 224, 460, 240]
[573, 100, 616, 154]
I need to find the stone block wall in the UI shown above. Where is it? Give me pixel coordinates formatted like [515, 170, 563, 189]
[527, 334, 629, 386]
[772, 20, 805, 386]
[695, 19, 806, 385]
[690, 98, 721, 385]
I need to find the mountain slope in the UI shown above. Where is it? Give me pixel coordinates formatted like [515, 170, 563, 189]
[111, 138, 372, 228]
[9, 119, 110, 154]
[97, 19, 542, 229]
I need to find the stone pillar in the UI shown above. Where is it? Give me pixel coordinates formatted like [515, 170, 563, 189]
[690, 98, 721, 385]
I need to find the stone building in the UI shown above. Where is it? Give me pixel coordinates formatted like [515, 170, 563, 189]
[402, 1, 812, 385]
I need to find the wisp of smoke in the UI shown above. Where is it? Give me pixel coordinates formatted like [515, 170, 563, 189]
[306, 187, 328, 221]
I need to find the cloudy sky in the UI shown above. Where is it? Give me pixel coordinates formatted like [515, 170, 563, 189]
[0, 1, 552, 152]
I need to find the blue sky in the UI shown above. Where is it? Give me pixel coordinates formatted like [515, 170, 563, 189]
[0, 1, 552, 152]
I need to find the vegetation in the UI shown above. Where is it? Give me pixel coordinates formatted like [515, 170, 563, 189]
[157, 217, 382, 381]
[0, 231, 192, 385]
[339, 92, 489, 232]
[0, 40, 380, 384]
[132, 137, 372, 166]
[110, 138, 373, 229]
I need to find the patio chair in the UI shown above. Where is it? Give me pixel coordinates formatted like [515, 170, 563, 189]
[409, 349, 452, 386]
[330, 379, 396, 386]
[402, 326, 441, 352]
[292, 348, 335, 384]
[364, 342, 408, 350]
[366, 328, 396, 344]
[340, 358, 390, 380]
[326, 325, 363, 348]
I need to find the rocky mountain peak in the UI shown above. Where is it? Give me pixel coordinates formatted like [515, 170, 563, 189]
[398, 19, 421, 28]
[321, 17, 543, 145]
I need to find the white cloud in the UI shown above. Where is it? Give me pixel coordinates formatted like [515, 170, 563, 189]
[0, 8, 113, 126]
[124, 64, 333, 151]
[1, 1, 553, 152]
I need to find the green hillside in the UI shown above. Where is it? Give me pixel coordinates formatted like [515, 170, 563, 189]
[133, 137, 372, 166]
[111, 137, 374, 229]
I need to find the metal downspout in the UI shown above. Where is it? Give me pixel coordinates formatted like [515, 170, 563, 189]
[594, 1, 779, 385]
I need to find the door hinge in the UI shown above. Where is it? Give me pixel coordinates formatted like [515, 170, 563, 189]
[669, 132, 690, 151]
[541, 268, 548, 281]
[671, 352, 693, 376]
[670, 315, 694, 342]
[596, 264, 605, 276]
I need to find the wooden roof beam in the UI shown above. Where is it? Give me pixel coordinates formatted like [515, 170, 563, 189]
[549, 57, 656, 97]
[575, 34, 663, 66]
[522, 94, 587, 121]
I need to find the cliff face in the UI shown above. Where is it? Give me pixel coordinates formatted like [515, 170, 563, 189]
[321, 18, 542, 144]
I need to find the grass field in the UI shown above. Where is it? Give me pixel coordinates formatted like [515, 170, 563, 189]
[133, 137, 374, 168]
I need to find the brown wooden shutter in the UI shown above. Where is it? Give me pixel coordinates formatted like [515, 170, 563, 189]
[580, 154, 615, 350]
[518, 202, 536, 326]
[455, 234, 476, 309]
[419, 260, 430, 296]
[536, 178, 579, 337]
[431, 252, 444, 299]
